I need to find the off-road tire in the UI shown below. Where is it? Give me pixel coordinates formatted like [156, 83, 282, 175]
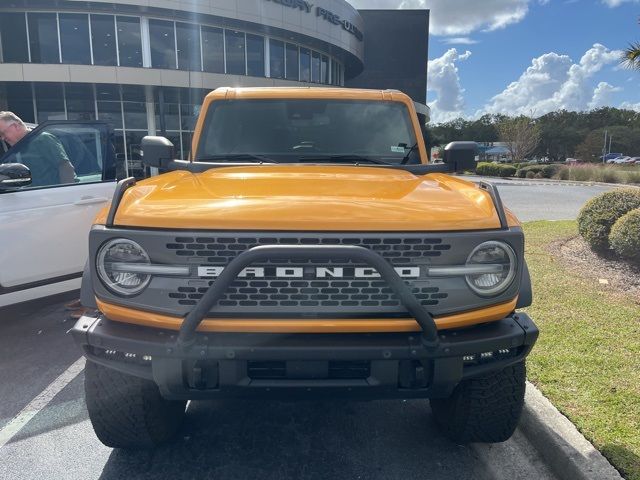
[430, 361, 526, 443]
[84, 360, 186, 449]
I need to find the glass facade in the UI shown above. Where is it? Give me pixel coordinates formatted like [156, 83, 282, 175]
[285, 43, 299, 81]
[28, 13, 60, 64]
[149, 19, 176, 69]
[91, 15, 117, 66]
[269, 39, 284, 79]
[116, 16, 143, 67]
[201, 26, 224, 74]
[0, 11, 343, 85]
[0, 13, 29, 63]
[59, 13, 91, 64]
[246, 34, 264, 77]
[225, 30, 246, 75]
[176, 22, 201, 71]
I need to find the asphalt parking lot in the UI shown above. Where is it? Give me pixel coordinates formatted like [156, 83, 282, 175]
[0, 178, 620, 480]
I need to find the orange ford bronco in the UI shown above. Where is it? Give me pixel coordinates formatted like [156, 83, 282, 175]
[72, 87, 537, 449]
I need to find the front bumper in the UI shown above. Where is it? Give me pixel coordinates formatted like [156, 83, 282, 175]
[72, 312, 538, 400]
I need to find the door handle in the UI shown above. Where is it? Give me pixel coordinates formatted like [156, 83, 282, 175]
[74, 196, 109, 206]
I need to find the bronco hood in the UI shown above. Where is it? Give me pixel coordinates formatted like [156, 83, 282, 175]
[109, 166, 504, 231]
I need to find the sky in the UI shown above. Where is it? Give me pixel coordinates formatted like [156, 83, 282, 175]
[348, 0, 640, 124]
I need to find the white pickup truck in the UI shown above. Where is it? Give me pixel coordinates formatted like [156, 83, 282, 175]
[0, 122, 118, 307]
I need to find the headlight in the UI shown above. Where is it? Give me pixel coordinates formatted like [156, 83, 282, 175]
[97, 239, 151, 296]
[465, 241, 517, 296]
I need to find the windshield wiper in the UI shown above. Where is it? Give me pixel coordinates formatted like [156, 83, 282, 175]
[400, 143, 419, 165]
[196, 154, 278, 164]
[298, 155, 393, 165]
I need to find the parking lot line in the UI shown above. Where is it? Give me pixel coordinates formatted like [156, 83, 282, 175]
[0, 357, 85, 449]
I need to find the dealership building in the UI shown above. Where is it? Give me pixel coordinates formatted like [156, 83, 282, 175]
[0, 0, 429, 173]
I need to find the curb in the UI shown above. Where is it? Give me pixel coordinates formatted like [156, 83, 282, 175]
[519, 382, 623, 480]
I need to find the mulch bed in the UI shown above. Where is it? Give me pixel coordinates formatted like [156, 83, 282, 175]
[553, 235, 640, 302]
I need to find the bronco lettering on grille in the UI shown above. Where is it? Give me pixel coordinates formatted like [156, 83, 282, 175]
[197, 266, 421, 279]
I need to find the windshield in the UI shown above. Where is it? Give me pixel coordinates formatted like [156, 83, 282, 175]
[195, 99, 420, 164]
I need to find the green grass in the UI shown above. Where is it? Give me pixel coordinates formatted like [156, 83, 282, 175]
[523, 221, 640, 479]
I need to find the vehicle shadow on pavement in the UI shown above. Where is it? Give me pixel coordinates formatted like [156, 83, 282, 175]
[98, 398, 488, 480]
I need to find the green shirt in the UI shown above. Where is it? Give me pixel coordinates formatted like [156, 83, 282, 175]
[18, 132, 71, 187]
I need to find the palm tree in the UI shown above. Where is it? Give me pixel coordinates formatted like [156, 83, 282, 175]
[622, 16, 640, 69]
[622, 41, 640, 69]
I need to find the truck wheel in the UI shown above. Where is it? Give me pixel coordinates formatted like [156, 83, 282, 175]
[84, 360, 186, 449]
[430, 361, 526, 443]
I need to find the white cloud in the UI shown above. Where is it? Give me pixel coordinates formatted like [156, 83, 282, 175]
[427, 48, 471, 123]
[440, 37, 479, 45]
[620, 101, 640, 111]
[348, 0, 529, 36]
[601, 0, 640, 7]
[481, 44, 623, 116]
[588, 82, 622, 109]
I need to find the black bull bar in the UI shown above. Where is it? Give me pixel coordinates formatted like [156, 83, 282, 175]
[177, 245, 440, 351]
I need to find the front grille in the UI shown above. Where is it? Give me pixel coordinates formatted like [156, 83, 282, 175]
[163, 234, 451, 316]
[166, 235, 451, 265]
[169, 280, 447, 309]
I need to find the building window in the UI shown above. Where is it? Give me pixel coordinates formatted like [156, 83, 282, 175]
[201, 26, 224, 73]
[321, 55, 329, 84]
[2, 82, 34, 123]
[225, 30, 245, 75]
[300, 48, 310, 82]
[246, 34, 264, 77]
[59, 14, 91, 65]
[149, 19, 176, 69]
[285, 43, 298, 81]
[0, 13, 29, 63]
[66, 83, 95, 120]
[116, 16, 142, 67]
[269, 39, 284, 79]
[97, 84, 123, 129]
[176, 22, 201, 71]
[35, 83, 65, 122]
[91, 15, 117, 66]
[311, 51, 320, 83]
[28, 13, 60, 64]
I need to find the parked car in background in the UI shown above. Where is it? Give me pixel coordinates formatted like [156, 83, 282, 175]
[602, 153, 624, 162]
[0, 121, 118, 308]
[565, 157, 580, 164]
[606, 156, 630, 164]
[630, 157, 640, 164]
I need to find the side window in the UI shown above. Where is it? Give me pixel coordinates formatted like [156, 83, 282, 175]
[0, 122, 115, 189]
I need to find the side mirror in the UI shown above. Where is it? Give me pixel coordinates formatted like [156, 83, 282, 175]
[142, 136, 175, 170]
[443, 141, 478, 173]
[0, 163, 32, 190]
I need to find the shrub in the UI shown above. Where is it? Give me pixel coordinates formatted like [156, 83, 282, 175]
[475, 162, 516, 177]
[541, 164, 562, 178]
[609, 208, 640, 263]
[534, 172, 545, 179]
[525, 170, 536, 179]
[555, 167, 570, 180]
[577, 189, 640, 252]
[498, 164, 517, 177]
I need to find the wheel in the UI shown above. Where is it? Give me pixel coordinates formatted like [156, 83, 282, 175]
[430, 362, 526, 443]
[84, 360, 186, 449]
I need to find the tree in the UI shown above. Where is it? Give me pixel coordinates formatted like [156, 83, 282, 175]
[621, 16, 640, 69]
[496, 116, 540, 163]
